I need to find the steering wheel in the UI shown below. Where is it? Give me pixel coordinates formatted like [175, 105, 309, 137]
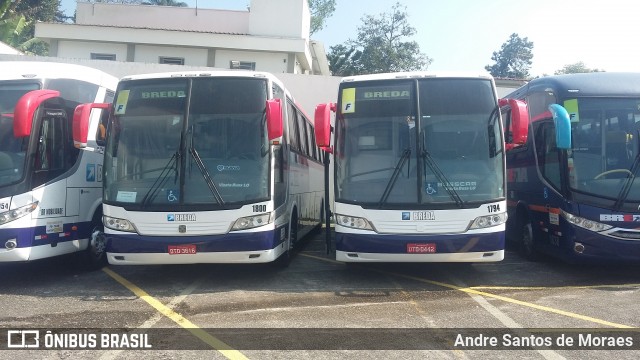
[594, 169, 634, 180]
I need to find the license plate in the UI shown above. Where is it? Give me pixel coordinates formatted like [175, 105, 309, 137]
[168, 244, 197, 255]
[407, 243, 436, 253]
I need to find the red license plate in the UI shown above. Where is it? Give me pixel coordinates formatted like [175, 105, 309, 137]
[407, 243, 436, 253]
[168, 244, 197, 255]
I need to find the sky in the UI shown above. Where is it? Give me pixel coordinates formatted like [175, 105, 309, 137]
[60, 0, 640, 77]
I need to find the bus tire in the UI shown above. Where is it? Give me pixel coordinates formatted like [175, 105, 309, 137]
[519, 218, 539, 261]
[275, 213, 298, 268]
[81, 212, 108, 270]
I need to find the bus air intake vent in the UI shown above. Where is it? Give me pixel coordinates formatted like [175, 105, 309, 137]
[609, 230, 640, 240]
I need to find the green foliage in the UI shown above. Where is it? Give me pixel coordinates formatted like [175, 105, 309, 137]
[308, 0, 335, 35]
[142, 0, 188, 6]
[327, 44, 362, 76]
[1, 0, 62, 55]
[328, 2, 431, 76]
[554, 61, 604, 75]
[485, 33, 534, 79]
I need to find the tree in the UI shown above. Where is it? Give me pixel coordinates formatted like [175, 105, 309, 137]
[327, 44, 362, 76]
[554, 61, 604, 75]
[328, 2, 431, 76]
[142, 0, 188, 6]
[308, 0, 335, 35]
[485, 33, 534, 79]
[1, 0, 63, 55]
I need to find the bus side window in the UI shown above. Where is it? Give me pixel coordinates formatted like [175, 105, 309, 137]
[96, 89, 115, 146]
[297, 111, 309, 157]
[526, 91, 556, 121]
[287, 101, 300, 151]
[33, 115, 67, 187]
[535, 121, 561, 190]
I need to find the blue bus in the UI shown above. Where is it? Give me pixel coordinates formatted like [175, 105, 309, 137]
[502, 72, 640, 263]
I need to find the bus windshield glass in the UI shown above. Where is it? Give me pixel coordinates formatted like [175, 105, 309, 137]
[335, 78, 503, 207]
[104, 77, 270, 208]
[0, 82, 40, 186]
[568, 97, 640, 201]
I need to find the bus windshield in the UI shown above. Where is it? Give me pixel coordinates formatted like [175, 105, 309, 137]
[335, 78, 503, 208]
[0, 82, 39, 186]
[104, 77, 270, 209]
[568, 97, 640, 202]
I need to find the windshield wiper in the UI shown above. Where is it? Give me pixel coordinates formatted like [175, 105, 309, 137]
[613, 131, 640, 210]
[421, 148, 464, 208]
[378, 148, 411, 208]
[140, 151, 180, 206]
[189, 145, 225, 205]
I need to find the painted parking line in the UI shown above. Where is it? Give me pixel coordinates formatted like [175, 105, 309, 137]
[102, 267, 249, 360]
[300, 253, 635, 329]
[470, 284, 640, 291]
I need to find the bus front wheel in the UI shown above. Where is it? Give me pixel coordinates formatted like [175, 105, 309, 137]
[519, 218, 539, 261]
[80, 214, 108, 270]
[274, 213, 298, 268]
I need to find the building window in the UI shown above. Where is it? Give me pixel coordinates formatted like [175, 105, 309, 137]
[230, 60, 256, 70]
[90, 53, 116, 61]
[159, 57, 185, 65]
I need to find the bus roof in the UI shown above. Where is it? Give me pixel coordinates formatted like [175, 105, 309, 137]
[120, 70, 283, 85]
[508, 72, 640, 98]
[0, 61, 117, 89]
[340, 71, 494, 83]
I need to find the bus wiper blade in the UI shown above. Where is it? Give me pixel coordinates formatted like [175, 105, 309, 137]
[422, 149, 464, 208]
[189, 146, 225, 205]
[378, 148, 411, 208]
[140, 151, 179, 206]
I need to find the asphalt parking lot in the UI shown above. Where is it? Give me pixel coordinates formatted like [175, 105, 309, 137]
[1, 229, 640, 359]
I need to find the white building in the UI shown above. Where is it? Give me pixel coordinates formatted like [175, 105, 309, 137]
[35, 0, 330, 75]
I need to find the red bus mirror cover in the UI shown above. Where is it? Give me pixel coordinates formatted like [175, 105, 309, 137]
[13, 90, 61, 137]
[314, 102, 335, 152]
[73, 103, 110, 148]
[266, 99, 283, 141]
[508, 99, 529, 148]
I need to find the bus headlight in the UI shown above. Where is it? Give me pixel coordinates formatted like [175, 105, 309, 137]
[469, 213, 507, 229]
[0, 202, 38, 226]
[335, 214, 375, 231]
[561, 210, 612, 232]
[103, 215, 137, 232]
[231, 213, 273, 231]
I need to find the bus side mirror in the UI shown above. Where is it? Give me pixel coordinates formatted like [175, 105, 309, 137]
[314, 102, 335, 153]
[549, 104, 572, 149]
[266, 98, 283, 141]
[13, 90, 61, 137]
[73, 103, 110, 148]
[502, 98, 529, 151]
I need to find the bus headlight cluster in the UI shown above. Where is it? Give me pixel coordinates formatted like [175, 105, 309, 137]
[335, 214, 375, 231]
[231, 213, 272, 231]
[561, 210, 612, 232]
[469, 213, 507, 230]
[103, 215, 137, 232]
[0, 202, 38, 226]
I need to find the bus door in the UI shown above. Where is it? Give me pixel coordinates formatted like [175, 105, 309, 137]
[30, 108, 78, 245]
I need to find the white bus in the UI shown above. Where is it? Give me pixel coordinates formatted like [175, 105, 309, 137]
[74, 71, 324, 266]
[315, 72, 528, 262]
[0, 61, 117, 267]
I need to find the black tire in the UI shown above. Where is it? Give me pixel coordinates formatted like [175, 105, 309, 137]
[274, 213, 298, 268]
[519, 218, 539, 261]
[80, 214, 108, 270]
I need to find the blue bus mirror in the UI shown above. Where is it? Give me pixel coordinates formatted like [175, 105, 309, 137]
[548, 104, 572, 149]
